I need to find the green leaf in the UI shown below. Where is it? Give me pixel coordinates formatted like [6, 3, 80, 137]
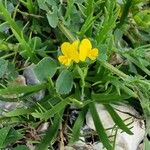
[0, 83, 47, 95]
[0, 58, 8, 78]
[56, 70, 73, 94]
[13, 145, 29, 150]
[0, 127, 10, 148]
[46, 5, 58, 28]
[85, 0, 94, 17]
[89, 103, 113, 150]
[134, 10, 150, 29]
[65, 0, 74, 19]
[92, 91, 131, 103]
[96, 1, 119, 44]
[0, 127, 23, 148]
[69, 107, 88, 144]
[105, 104, 133, 135]
[37, 0, 49, 11]
[6, 62, 18, 80]
[97, 44, 108, 61]
[144, 138, 150, 150]
[117, 0, 132, 28]
[4, 107, 34, 117]
[37, 111, 64, 150]
[37, 0, 58, 28]
[32, 98, 70, 120]
[34, 57, 57, 82]
[79, 13, 95, 37]
[4, 128, 23, 147]
[123, 53, 150, 76]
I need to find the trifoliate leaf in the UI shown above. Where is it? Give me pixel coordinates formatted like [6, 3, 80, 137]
[34, 57, 57, 82]
[56, 69, 73, 94]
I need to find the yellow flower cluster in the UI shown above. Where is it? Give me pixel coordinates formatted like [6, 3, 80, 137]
[58, 39, 99, 66]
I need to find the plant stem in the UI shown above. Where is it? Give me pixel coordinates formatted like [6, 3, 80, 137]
[101, 61, 129, 79]
[57, 22, 76, 42]
[17, 9, 43, 18]
[1, 52, 16, 59]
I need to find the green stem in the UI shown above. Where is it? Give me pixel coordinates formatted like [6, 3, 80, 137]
[69, 98, 83, 107]
[101, 61, 129, 79]
[1, 52, 16, 59]
[19, 0, 27, 6]
[57, 22, 76, 42]
[17, 9, 43, 18]
[76, 65, 88, 101]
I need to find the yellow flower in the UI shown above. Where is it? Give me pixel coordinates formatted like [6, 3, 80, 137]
[58, 41, 79, 66]
[79, 39, 98, 61]
[58, 55, 71, 66]
[58, 38, 99, 66]
[88, 48, 99, 60]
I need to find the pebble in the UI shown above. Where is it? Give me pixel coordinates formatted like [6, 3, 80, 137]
[23, 64, 45, 101]
[86, 104, 145, 150]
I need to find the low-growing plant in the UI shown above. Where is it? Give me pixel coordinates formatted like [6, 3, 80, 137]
[0, 0, 149, 150]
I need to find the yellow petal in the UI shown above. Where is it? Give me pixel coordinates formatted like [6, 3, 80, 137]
[61, 41, 79, 63]
[58, 55, 66, 64]
[58, 55, 71, 66]
[71, 51, 79, 63]
[79, 39, 92, 61]
[70, 40, 80, 63]
[65, 59, 72, 66]
[88, 48, 99, 60]
[61, 42, 71, 57]
[71, 40, 79, 51]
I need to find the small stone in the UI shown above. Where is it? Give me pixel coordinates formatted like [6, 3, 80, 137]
[37, 122, 49, 133]
[137, 143, 144, 150]
[109, 54, 124, 65]
[86, 104, 145, 150]
[64, 146, 75, 150]
[65, 139, 93, 150]
[92, 142, 105, 150]
[23, 65, 45, 101]
[69, 109, 80, 125]
[93, 142, 125, 150]
[0, 101, 24, 115]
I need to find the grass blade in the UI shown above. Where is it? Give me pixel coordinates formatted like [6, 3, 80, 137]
[32, 98, 70, 120]
[69, 107, 88, 144]
[89, 103, 113, 150]
[36, 110, 64, 150]
[4, 108, 34, 117]
[105, 104, 133, 135]
[92, 92, 131, 103]
[0, 83, 47, 95]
